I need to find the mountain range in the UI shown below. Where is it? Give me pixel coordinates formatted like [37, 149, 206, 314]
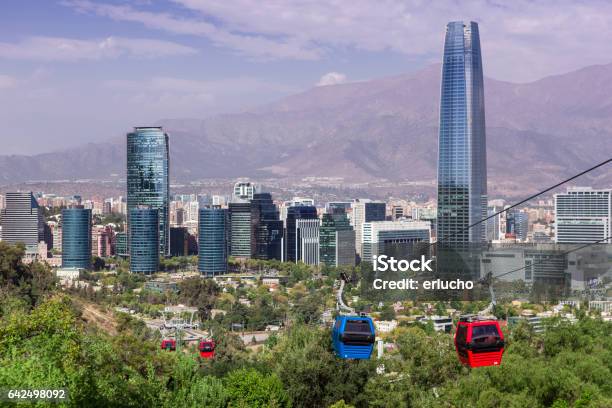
[1, 63, 611, 195]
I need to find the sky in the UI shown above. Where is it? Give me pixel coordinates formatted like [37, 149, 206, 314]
[1, 0, 612, 155]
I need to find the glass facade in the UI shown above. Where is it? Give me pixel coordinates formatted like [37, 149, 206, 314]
[114, 232, 128, 258]
[352, 200, 386, 257]
[320, 212, 354, 266]
[251, 193, 283, 260]
[285, 205, 318, 262]
[0, 192, 44, 252]
[129, 207, 159, 274]
[61, 208, 92, 269]
[437, 21, 487, 250]
[555, 188, 611, 244]
[127, 127, 170, 256]
[229, 202, 252, 258]
[199, 208, 228, 277]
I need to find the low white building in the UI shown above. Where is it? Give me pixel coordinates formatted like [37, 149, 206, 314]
[375, 320, 398, 333]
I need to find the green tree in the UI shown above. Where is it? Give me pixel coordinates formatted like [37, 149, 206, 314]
[225, 368, 290, 408]
[378, 303, 396, 321]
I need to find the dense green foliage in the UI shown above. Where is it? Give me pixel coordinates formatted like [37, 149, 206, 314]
[1, 243, 611, 407]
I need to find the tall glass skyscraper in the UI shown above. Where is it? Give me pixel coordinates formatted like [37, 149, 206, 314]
[127, 127, 170, 256]
[320, 211, 355, 267]
[61, 207, 92, 269]
[228, 202, 252, 258]
[198, 208, 228, 277]
[437, 21, 487, 250]
[285, 205, 318, 262]
[251, 193, 283, 260]
[129, 207, 159, 274]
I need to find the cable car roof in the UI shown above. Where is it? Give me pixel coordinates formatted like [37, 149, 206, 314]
[459, 314, 498, 323]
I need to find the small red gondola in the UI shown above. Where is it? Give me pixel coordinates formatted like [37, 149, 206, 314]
[199, 340, 215, 359]
[161, 339, 176, 351]
[454, 315, 504, 368]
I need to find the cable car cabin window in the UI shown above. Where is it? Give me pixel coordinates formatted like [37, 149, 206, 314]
[455, 325, 468, 357]
[345, 320, 372, 333]
[200, 343, 214, 352]
[471, 324, 502, 353]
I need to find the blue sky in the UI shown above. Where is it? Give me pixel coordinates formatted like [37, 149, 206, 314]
[1, 0, 612, 155]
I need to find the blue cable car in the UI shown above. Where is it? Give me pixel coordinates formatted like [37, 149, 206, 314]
[332, 315, 375, 359]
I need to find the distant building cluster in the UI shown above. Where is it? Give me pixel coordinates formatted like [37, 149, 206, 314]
[0, 20, 609, 295]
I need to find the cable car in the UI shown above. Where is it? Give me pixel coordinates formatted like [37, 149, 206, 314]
[161, 339, 176, 351]
[454, 316, 504, 368]
[332, 315, 375, 359]
[199, 340, 215, 359]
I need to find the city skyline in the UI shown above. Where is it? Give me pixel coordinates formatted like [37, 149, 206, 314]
[3, 1, 612, 155]
[0, 4, 610, 404]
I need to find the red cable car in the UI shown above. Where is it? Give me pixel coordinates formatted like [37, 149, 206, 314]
[454, 316, 504, 368]
[161, 339, 176, 351]
[199, 340, 215, 359]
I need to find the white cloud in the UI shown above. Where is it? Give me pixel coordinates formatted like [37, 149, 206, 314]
[65, 0, 321, 60]
[316, 72, 347, 87]
[64, 0, 612, 81]
[0, 36, 197, 61]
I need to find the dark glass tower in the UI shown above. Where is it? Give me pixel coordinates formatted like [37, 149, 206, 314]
[114, 232, 128, 258]
[285, 205, 318, 262]
[198, 208, 228, 277]
[61, 207, 92, 269]
[251, 193, 283, 260]
[129, 207, 159, 274]
[127, 127, 169, 256]
[320, 212, 355, 267]
[228, 202, 252, 258]
[437, 21, 487, 250]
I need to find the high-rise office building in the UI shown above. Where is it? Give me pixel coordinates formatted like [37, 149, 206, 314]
[351, 200, 386, 256]
[127, 126, 170, 256]
[505, 210, 528, 242]
[362, 220, 431, 261]
[43, 223, 53, 251]
[233, 181, 259, 201]
[326, 202, 351, 215]
[555, 188, 611, 244]
[486, 205, 502, 242]
[228, 202, 252, 258]
[129, 207, 159, 274]
[251, 193, 283, 260]
[198, 208, 228, 277]
[52, 224, 62, 252]
[285, 205, 318, 262]
[0, 192, 44, 253]
[392, 206, 405, 220]
[437, 21, 487, 249]
[61, 207, 92, 269]
[169, 227, 189, 257]
[320, 212, 355, 267]
[114, 232, 128, 258]
[296, 219, 320, 265]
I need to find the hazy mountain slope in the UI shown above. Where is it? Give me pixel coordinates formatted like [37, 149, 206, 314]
[1, 63, 611, 193]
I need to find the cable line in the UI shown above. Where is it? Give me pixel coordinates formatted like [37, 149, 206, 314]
[489, 235, 612, 282]
[434, 157, 612, 247]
